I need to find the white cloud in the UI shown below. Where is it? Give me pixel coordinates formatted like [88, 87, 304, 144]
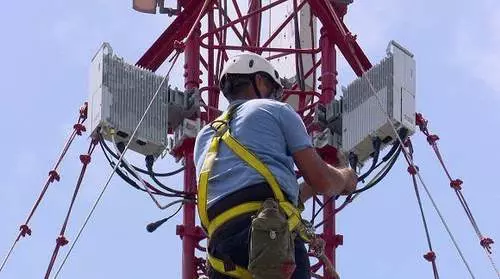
[336, 0, 410, 86]
[51, 16, 84, 43]
[342, 0, 410, 55]
[452, 4, 500, 94]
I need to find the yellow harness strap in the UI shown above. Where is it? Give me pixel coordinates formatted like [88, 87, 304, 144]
[197, 106, 307, 278]
[207, 254, 253, 279]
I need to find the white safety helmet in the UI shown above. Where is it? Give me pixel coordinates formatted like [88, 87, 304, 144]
[220, 52, 283, 91]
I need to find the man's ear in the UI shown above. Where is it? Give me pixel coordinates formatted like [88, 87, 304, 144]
[254, 73, 263, 84]
[254, 74, 266, 96]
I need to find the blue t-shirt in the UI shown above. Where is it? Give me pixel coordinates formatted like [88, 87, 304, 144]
[193, 99, 312, 206]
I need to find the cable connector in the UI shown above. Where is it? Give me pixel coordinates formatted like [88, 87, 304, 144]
[79, 155, 91, 165]
[415, 113, 428, 131]
[174, 40, 185, 53]
[348, 152, 358, 171]
[49, 170, 61, 183]
[423, 251, 436, 262]
[56, 235, 69, 247]
[450, 179, 463, 191]
[73, 124, 86, 136]
[426, 134, 440, 145]
[145, 155, 155, 170]
[480, 237, 494, 254]
[407, 165, 419, 175]
[79, 102, 88, 120]
[19, 224, 32, 237]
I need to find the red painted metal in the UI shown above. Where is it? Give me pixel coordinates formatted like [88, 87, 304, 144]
[200, 0, 287, 40]
[136, 0, 204, 71]
[208, 6, 218, 121]
[200, 42, 320, 54]
[180, 24, 201, 279]
[248, 0, 261, 47]
[319, 24, 338, 278]
[319, 27, 336, 105]
[308, 0, 371, 77]
[230, 0, 251, 46]
[290, 59, 322, 90]
[261, 0, 308, 49]
[135, 1, 373, 278]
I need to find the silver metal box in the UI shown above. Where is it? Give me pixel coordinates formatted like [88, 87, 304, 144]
[88, 43, 169, 157]
[341, 41, 416, 162]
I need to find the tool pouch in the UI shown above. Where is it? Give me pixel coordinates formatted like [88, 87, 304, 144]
[248, 199, 296, 279]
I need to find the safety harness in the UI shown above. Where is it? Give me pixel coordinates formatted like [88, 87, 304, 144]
[197, 105, 310, 278]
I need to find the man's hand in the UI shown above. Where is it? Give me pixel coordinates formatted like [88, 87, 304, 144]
[335, 149, 357, 195]
[294, 148, 358, 198]
[339, 168, 357, 195]
[335, 149, 349, 168]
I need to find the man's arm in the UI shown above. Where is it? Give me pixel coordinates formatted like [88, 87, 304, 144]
[294, 148, 357, 198]
[299, 181, 314, 204]
[299, 162, 356, 203]
[277, 103, 357, 198]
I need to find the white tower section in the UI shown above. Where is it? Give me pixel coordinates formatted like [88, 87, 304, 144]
[269, 3, 317, 110]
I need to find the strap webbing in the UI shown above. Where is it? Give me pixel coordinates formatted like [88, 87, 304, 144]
[197, 105, 309, 278]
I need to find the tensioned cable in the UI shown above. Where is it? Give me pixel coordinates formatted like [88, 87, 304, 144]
[53, 51, 181, 278]
[321, 2, 477, 275]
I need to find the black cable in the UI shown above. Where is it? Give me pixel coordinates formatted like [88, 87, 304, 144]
[310, 129, 408, 224]
[145, 155, 190, 196]
[100, 138, 185, 177]
[313, 195, 352, 229]
[146, 201, 184, 233]
[351, 145, 401, 195]
[311, 143, 396, 223]
[99, 138, 187, 198]
[350, 128, 409, 194]
[99, 140, 173, 197]
[311, 149, 400, 226]
[357, 137, 382, 182]
[112, 142, 190, 198]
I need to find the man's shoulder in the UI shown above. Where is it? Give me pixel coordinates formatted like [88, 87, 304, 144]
[242, 99, 289, 112]
[246, 98, 287, 106]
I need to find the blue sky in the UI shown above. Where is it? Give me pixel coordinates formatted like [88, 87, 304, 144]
[1, 0, 499, 278]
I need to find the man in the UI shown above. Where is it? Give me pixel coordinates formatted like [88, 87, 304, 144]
[194, 52, 357, 279]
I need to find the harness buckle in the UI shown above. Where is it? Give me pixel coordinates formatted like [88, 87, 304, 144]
[210, 120, 229, 137]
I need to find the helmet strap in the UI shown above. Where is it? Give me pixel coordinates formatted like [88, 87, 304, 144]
[251, 74, 262, 99]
